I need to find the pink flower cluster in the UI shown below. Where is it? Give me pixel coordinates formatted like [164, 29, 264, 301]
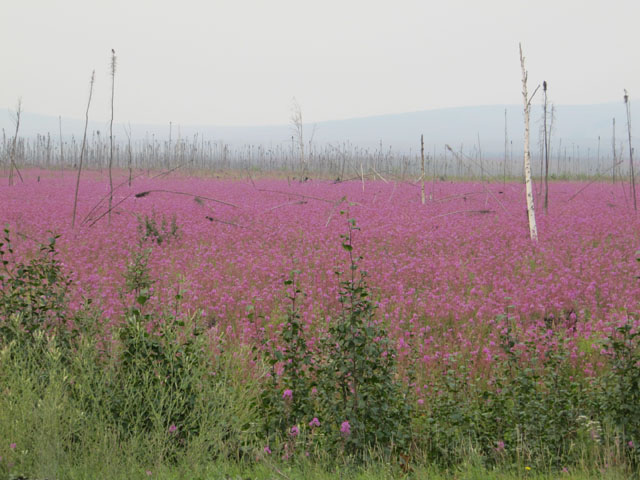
[2, 170, 639, 383]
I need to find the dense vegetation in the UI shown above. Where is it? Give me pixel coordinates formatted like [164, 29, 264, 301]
[1, 172, 640, 478]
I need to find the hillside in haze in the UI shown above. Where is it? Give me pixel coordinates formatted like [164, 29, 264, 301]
[1, 103, 635, 160]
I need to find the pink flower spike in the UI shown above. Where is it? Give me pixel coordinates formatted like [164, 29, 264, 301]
[264, 446, 271, 454]
[282, 389, 293, 400]
[309, 417, 320, 428]
[9, 443, 16, 450]
[340, 421, 351, 436]
[290, 425, 300, 437]
[168, 424, 177, 433]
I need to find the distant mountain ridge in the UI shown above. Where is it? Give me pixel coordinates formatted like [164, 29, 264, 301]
[0, 103, 635, 158]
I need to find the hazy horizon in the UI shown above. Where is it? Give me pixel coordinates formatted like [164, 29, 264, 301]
[2, 101, 635, 163]
[2, 0, 639, 127]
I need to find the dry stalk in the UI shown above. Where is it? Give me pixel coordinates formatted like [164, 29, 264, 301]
[371, 165, 388, 183]
[445, 145, 507, 212]
[256, 187, 336, 204]
[87, 194, 132, 227]
[431, 209, 495, 219]
[205, 216, 244, 228]
[566, 158, 625, 202]
[72, 70, 96, 228]
[134, 189, 238, 208]
[265, 200, 307, 212]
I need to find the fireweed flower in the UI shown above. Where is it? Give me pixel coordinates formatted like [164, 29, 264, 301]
[309, 417, 320, 428]
[264, 446, 271, 454]
[168, 424, 177, 433]
[290, 425, 300, 437]
[282, 389, 293, 400]
[5, 176, 640, 436]
[9, 443, 16, 450]
[340, 421, 351, 436]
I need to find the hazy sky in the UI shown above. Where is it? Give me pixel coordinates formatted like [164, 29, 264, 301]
[2, 0, 638, 126]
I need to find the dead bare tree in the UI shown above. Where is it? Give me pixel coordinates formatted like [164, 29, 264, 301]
[624, 90, 636, 211]
[8, 99, 24, 186]
[108, 49, 117, 224]
[503, 108, 508, 186]
[58, 116, 65, 175]
[290, 97, 305, 176]
[421, 134, 426, 204]
[543, 80, 549, 213]
[542, 80, 553, 214]
[520, 43, 539, 241]
[124, 123, 133, 187]
[612, 118, 617, 184]
[72, 70, 96, 228]
[548, 105, 555, 177]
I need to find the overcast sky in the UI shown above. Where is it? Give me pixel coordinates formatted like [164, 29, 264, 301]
[2, 0, 638, 127]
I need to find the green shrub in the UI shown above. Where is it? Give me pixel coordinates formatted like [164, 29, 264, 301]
[413, 325, 595, 469]
[0, 227, 70, 348]
[260, 270, 317, 441]
[136, 212, 179, 246]
[261, 216, 411, 462]
[317, 217, 411, 458]
[599, 318, 640, 463]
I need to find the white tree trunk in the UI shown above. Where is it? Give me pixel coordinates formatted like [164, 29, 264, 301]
[520, 44, 538, 242]
[421, 134, 426, 204]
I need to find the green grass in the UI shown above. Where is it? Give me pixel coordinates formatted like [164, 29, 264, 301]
[0, 334, 636, 480]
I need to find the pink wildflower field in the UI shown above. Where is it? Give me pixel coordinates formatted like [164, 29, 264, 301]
[2, 169, 640, 380]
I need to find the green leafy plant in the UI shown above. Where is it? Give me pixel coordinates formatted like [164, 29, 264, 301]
[123, 246, 154, 300]
[261, 270, 317, 443]
[317, 215, 411, 457]
[600, 318, 640, 463]
[112, 249, 209, 451]
[0, 226, 71, 351]
[112, 309, 210, 439]
[413, 324, 595, 469]
[260, 216, 411, 461]
[136, 212, 179, 246]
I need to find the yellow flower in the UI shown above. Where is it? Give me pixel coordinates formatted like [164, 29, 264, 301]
[525, 466, 531, 471]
